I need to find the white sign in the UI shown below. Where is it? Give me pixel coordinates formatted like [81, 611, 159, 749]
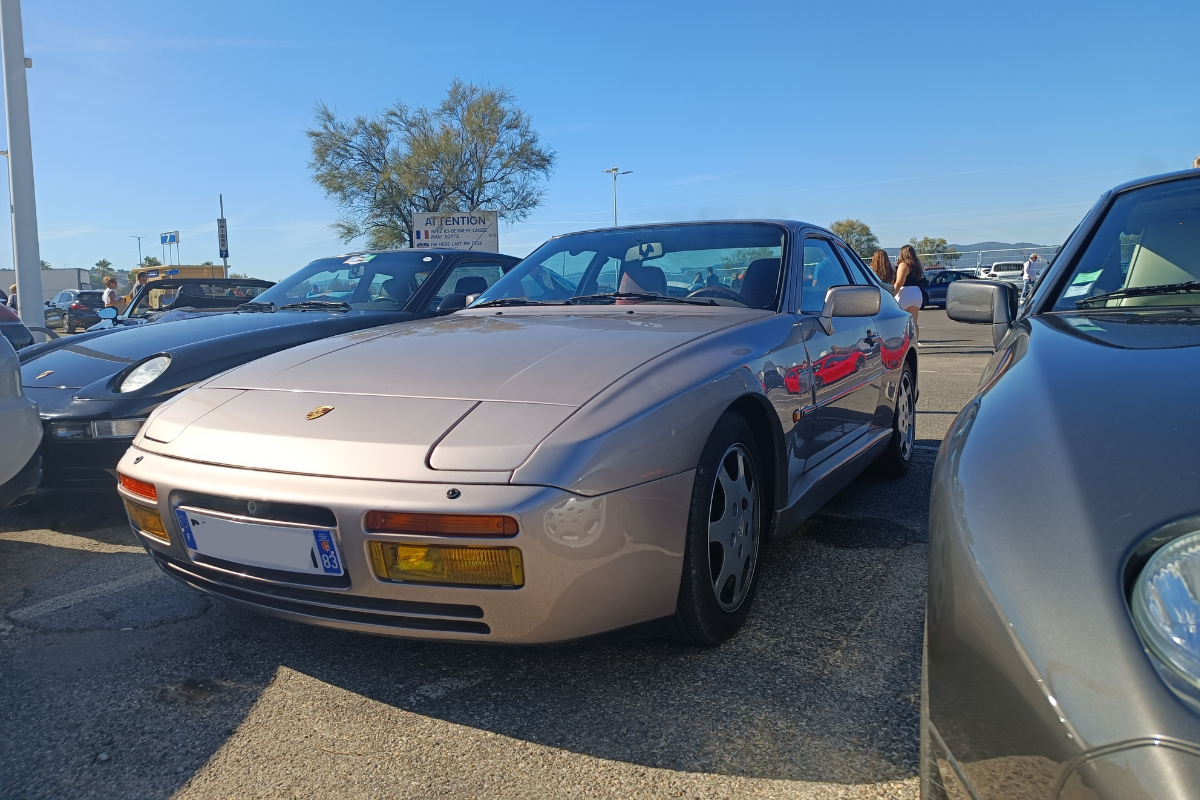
[411, 211, 499, 252]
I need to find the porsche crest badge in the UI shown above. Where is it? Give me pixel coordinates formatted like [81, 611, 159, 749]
[306, 405, 335, 421]
[36, 370, 53, 380]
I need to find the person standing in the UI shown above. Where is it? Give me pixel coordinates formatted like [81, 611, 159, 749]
[5, 284, 16, 311]
[1193, 154, 1200, 169]
[870, 249, 895, 286]
[894, 245, 925, 341]
[101, 276, 124, 312]
[126, 270, 148, 304]
[705, 266, 722, 288]
[1022, 253, 1042, 302]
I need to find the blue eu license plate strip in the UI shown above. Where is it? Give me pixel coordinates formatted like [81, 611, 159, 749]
[175, 509, 198, 549]
[312, 529, 341, 575]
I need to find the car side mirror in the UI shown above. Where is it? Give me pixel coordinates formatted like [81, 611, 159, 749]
[818, 285, 881, 334]
[436, 293, 467, 314]
[97, 307, 118, 320]
[44, 300, 50, 306]
[946, 280, 1016, 346]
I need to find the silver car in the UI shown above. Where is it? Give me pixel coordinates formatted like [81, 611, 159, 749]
[116, 221, 916, 645]
[926, 170, 1200, 798]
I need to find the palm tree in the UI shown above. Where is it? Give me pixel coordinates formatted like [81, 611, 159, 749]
[95, 258, 111, 271]
[39, 259, 51, 269]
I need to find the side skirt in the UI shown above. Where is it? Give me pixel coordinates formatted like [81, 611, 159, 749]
[770, 427, 890, 539]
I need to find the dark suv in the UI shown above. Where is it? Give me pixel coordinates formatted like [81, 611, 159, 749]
[45, 289, 105, 333]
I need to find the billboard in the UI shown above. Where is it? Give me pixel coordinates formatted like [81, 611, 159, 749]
[411, 211, 498, 252]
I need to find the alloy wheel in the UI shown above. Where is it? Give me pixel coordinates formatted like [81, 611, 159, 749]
[897, 370, 915, 460]
[707, 443, 760, 612]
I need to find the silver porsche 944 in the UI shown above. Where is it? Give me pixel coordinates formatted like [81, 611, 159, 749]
[116, 221, 916, 645]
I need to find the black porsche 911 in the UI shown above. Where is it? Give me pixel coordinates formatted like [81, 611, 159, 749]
[19, 249, 519, 487]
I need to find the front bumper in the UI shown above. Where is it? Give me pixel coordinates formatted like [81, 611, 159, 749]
[116, 446, 693, 643]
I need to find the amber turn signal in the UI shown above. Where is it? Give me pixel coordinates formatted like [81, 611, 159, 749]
[364, 511, 518, 537]
[118, 473, 157, 501]
[369, 541, 524, 587]
[123, 498, 168, 542]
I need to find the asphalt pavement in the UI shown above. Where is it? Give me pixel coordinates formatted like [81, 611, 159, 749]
[0, 310, 993, 800]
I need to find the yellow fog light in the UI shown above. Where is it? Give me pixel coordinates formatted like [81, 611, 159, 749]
[369, 541, 524, 587]
[123, 498, 168, 542]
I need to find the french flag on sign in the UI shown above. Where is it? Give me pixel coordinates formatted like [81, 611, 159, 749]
[415, 230, 432, 240]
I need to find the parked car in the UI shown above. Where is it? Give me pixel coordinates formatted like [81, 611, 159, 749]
[0, 332, 40, 508]
[89, 278, 277, 330]
[0, 303, 34, 351]
[924, 269, 975, 307]
[115, 221, 918, 646]
[43, 289, 105, 333]
[977, 260, 1026, 287]
[925, 169, 1200, 799]
[19, 249, 520, 488]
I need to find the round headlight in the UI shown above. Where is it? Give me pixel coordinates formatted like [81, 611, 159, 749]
[1132, 529, 1200, 686]
[119, 355, 171, 393]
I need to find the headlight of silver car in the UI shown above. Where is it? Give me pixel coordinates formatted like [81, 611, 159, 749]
[1132, 529, 1200, 690]
[118, 355, 171, 393]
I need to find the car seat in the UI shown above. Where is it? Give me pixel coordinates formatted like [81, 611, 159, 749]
[740, 258, 781, 309]
[454, 276, 489, 295]
[618, 264, 667, 295]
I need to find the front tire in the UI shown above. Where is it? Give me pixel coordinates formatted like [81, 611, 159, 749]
[671, 411, 765, 646]
[874, 360, 916, 476]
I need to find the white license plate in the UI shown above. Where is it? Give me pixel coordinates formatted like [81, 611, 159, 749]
[174, 507, 343, 576]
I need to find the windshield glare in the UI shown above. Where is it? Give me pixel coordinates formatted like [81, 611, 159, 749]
[254, 252, 444, 310]
[1051, 178, 1200, 310]
[126, 283, 271, 317]
[472, 224, 786, 309]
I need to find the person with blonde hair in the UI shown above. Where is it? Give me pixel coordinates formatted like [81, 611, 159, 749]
[1193, 154, 1200, 169]
[869, 250, 895, 285]
[894, 244, 925, 340]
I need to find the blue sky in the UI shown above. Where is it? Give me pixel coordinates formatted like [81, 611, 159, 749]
[7, 0, 1199, 280]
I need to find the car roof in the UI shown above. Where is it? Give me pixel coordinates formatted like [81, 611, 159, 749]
[329, 249, 515, 258]
[544, 219, 809, 240]
[1109, 168, 1200, 196]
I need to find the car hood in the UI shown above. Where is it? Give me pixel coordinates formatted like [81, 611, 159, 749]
[20, 309, 404, 392]
[956, 309, 1200, 555]
[136, 308, 763, 482]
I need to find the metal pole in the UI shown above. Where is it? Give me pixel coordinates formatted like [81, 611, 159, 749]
[612, 170, 617, 226]
[0, 0, 42, 326]
[220, 194, 228, 271]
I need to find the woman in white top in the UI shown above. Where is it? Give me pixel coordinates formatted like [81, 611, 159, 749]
[101, 277, 123, 312]
[893, 245, 925, 341]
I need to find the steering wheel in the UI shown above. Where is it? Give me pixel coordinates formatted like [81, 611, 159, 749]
[687, 286, 744, 303]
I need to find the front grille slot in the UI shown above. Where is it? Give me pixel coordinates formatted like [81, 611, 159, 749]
[172, 490, 336, 528]
[150, 550, 488, 634]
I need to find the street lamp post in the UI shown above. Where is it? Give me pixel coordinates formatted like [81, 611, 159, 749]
[602, 167, 632, 227]
[130, 235, 146, 269]
[0, 0, 43, 326]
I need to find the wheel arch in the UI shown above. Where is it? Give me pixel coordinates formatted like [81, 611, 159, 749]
[905, 346, 919, 398]
[725, 393, 786, 534]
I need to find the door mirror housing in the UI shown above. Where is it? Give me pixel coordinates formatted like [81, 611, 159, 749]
[435, 293, 467, 314]
[97, 307, 118, 320]
[946, 280, 1016, 346]
[817, 285, 881, 334]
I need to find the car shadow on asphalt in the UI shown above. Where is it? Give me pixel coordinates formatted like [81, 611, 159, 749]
[0, 450, 935, 794]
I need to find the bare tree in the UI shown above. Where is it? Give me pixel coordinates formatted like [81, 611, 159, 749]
[307, 81, 555, 249]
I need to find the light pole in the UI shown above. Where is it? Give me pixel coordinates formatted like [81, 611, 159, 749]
[603, 167, 631, 227]
[0, 0, 43, 326]
[130, 235, 146, 269]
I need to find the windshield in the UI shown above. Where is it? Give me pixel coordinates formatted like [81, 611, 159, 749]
[254, 252, 444, 310]
[126, 282, 273, 318]
[1051, 177, 1200, 311]
[471, 223, 786, 309]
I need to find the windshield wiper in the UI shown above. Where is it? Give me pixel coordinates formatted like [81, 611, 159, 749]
[278, 300, 352, 312]
[569, 292, 718, 306]
[471, 298, 560, 308]
[237, 301, 276, 313]
[1075, 280, 1200, 307]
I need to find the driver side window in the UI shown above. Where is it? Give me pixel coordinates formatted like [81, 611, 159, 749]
[801, 238, 852, 313]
